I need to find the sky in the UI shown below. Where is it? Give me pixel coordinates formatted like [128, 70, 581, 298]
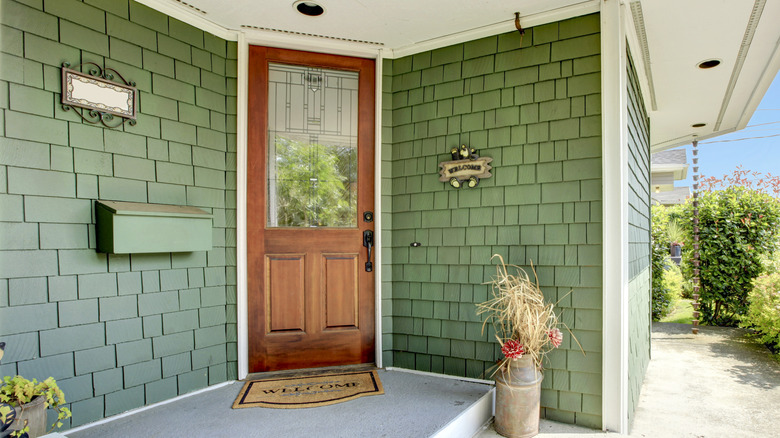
[677, 72, 780, 190]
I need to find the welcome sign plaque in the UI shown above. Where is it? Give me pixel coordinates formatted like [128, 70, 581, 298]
[439, 145, 492, 188]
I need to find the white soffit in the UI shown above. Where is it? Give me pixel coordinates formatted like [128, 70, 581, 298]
[161, 0, 579, 46]
[652, 164, 688, 180]
[148, 0, 780, 154]
[152, 0, 598, 55]
[637, 0, 780, 152]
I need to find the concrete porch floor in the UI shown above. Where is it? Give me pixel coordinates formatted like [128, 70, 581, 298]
[62, 368, 494, 438]
[53, 323, 780, 437]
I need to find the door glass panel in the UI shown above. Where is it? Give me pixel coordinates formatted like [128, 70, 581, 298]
[267, 63, 359, 228]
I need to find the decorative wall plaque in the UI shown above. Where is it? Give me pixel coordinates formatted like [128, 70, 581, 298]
[61, 62, 137, 128]
[439, 144, 493, 188]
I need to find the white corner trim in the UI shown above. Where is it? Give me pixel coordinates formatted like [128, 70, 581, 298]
[134, 0, 238, 41]
[430, 388, 495, 438]
[388, 0, 600, 59]
[374, 49, 385, 368]
[236, 31, 249, 380]
[64, 381, 236, 435]
[600, 0, 629, 434]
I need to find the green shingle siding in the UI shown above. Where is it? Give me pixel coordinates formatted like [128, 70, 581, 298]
[0, 0, 236, 430]
[626, 49, 651, 428]
[383, 14, 602, 428]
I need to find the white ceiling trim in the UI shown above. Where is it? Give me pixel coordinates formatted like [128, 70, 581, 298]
[714, 0, 766, 131]
[736, 29, 780, 131]
[650, 128, 736, 153]
[626, 0, 657, 111]
[388, 0, 599, 59]
[140, 0, 599, 60]
[136, 0, 239, 40]
[241, 28, 383, 59]
[239, 24, 383, 46]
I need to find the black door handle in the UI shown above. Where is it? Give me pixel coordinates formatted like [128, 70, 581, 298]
[363, 230, 373, 272]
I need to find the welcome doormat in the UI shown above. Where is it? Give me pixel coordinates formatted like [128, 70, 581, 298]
[232, 370, 384, 409]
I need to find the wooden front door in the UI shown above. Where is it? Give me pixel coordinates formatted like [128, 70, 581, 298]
[247, 46, 375, 372]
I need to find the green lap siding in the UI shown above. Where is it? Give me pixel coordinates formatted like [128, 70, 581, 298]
[382, 14, 603, 428]
[0, 0, 237, 430]
[626, 49, 652, 427]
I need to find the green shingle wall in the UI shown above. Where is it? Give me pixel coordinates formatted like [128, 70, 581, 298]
[626, 49, 651, 426]
[381, 58, 395, 367]
[383, 14, 603, 428]
[0, 0, 237, 429]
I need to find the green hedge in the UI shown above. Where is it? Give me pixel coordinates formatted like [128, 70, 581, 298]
[681, 187, 780, 326]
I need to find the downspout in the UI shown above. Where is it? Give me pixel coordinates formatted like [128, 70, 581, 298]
[691, 139, 701, 334]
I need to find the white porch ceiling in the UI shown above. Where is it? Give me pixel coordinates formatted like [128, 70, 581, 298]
[151, 0, 780, 151]
[636, 0, 780, 151]
[166, 0, 584, 49]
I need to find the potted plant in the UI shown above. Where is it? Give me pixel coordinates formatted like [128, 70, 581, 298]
[477, 255, 581, 438]
[0, 375, 71, 438]
[667, 220, 684, 259]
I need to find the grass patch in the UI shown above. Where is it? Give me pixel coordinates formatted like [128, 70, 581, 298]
[661, 299, 693, 324]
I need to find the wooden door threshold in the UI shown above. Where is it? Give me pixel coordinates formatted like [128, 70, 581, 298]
[245, 363, 378, 381]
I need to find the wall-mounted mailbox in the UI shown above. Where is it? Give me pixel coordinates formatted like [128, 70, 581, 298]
[96, 200, 212, 254]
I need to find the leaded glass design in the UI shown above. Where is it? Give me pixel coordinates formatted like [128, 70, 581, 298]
[267, 63, 359, 228]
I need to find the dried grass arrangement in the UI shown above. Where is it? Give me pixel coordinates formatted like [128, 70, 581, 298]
[477, 254, 581, 373]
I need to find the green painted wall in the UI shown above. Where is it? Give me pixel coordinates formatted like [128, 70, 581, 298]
[382, 14, 604, 428]
[0, 0, 237, 429]
[626, 48, 651, 426]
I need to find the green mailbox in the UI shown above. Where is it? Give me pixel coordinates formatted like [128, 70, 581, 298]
[96, 200, 213, 254]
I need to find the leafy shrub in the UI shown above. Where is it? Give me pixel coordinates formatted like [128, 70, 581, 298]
[651, 205, 673, 320]
[681, 186, 780, 326]
[663, 262, 687, 300]
[742, 272, 780, 351]
[741, 249, 780, 351]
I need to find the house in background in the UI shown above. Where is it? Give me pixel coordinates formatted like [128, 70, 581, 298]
[1, 0, 779, 435]
[651, 149, 690, 205]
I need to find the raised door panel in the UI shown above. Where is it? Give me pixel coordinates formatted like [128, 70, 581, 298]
[266, 254, 305, 333]
[322, 253, 359, 329]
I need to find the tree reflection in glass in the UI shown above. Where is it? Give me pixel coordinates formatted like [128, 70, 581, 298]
[268, 135, 357, 228]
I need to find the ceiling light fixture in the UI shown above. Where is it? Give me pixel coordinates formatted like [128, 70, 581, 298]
[294, 1, 325, 17]
[691, 123, 706, 128]
[697, 59, 721, 69]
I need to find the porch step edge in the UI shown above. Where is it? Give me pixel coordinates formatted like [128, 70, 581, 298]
[431, 387, 495, 438]
[384, 367, 495, 438]
[384, 366, 495, 385]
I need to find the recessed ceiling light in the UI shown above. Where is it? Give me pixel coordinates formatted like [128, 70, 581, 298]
[691, 123, 706, 128]
[294, 1, 324, 17]
[697, 59, 721, 69]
